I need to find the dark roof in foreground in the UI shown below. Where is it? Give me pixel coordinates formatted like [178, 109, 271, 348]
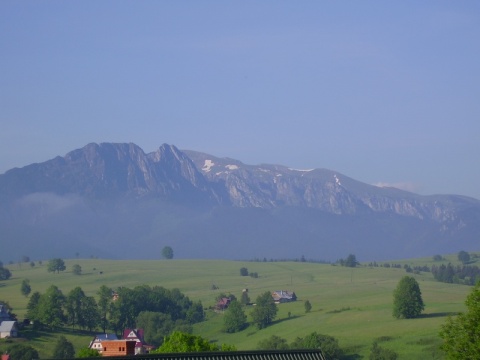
[74, 349, 326, 360]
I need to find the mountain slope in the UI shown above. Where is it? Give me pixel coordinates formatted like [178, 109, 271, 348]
[0, 143, 479, 262]
[183, 149, 476, 223]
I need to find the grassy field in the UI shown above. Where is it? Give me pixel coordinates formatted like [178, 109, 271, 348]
[0, 254, 476, 359]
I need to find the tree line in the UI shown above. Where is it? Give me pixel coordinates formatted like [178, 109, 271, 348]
[431, 263, 480, 285]
[26, 284, 204, 340]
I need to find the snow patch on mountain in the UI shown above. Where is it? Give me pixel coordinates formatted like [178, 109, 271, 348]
[289, 168, 314, 172]
[202, 160, 215, 172]
[334, 174, 342, 186]
[225, 165, 239, 170]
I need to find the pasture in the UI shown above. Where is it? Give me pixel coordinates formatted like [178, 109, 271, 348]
[0, 254, 475, 359]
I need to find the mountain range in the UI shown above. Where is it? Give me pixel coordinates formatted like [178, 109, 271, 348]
[1, 142, 479, 263]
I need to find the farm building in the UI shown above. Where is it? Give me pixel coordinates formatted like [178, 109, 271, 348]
[272, 290, 297, 303]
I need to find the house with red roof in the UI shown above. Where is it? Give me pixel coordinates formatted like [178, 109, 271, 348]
[123, 328, 154, 354]
[215, 297, 231, 311]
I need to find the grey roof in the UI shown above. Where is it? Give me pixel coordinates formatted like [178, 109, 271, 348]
[93, 333, 118, 341]
[71, 349, 327, 360]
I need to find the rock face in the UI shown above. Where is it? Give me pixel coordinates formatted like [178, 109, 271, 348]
[0, 143, 216, 201]
[184, 150, 471, 224]
[0, 142, 479, 262]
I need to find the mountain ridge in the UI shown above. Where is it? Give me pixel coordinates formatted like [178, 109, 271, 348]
[0, 142, 479, 262]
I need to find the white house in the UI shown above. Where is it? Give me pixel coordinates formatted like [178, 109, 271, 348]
[0, 321, 18, 338]
[88, 333, 118, 353]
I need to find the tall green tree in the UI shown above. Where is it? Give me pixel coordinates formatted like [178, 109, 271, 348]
[186, 300, 204, 323]
[47, 258, 66, 274]
[240, 291, 250, 305]
[26, 291, 41, 322]
[20, 279, 31, 297]
[457, 250, 471, 264]
[82, 296, 100, 331]
[251, 291, 278, 329]
[52, 335, 75, 359]
[392, 276, 424, 319]
[97, 285, 112, 333]
[72, 264, 82, 275]
[304, 299, 312, 313]
[66, 287, 86, 329]
[108, 287, 137, 333]
[162, 246, 174, 259]
[0, 267, 12, 280]
[345, 254, 358, 267]
[223, 300, 247, 333]
[37, 285, 66, 329]
[440, 281, 480, 359]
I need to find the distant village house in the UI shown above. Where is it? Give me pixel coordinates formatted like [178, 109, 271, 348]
[0, 305, 17, 339]
[89, 333, 118, 353]
[100, 340, 136, 357]
[123, 328, 154, 354]
[272, 290, 297, 303]
[215, 297, 231, 311]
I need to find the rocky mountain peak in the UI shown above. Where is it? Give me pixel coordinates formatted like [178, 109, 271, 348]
[1, 142, 479, 261]
[148, 144, 210, 191]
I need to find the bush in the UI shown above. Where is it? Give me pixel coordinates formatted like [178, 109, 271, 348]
[6, 344, 39, 360]
[290, 332, 343, 359]
[0, 267, 11, 280]
[77, 347, 101, 358]
[369, 342, 398, 360]
[257, 335, 289, 350]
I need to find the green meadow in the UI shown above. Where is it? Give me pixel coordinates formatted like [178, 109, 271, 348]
[0, 254, 475, 359]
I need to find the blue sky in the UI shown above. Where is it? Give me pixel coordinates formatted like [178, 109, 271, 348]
[1, 1, 479, 199]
